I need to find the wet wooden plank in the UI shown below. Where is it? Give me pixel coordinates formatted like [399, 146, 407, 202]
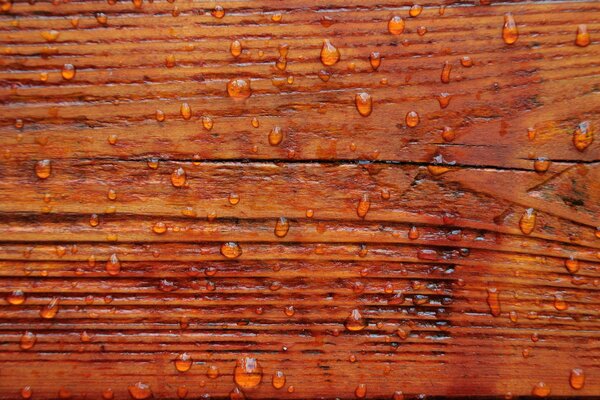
[0, 0, 599, 399]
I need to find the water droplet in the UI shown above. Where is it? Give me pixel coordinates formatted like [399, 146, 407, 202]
[393, 391, 404, 400]
[165, 54, 176, 68]
[438, 92, 451, 108]
[175, 352, 193, 372]
[416, 26, 427, 36]
[274, 217, 290, 238]
[251, 117, 260, 128]
[519, 208, 536, 235]
[531, 382, 550, 398]
[441, 61, 451, 83]
[388, 16, 405, 34]
[202, 116, 214, 131]
[231, 40, 242, 57]
[460, 56, 473, 67]
[221, 242, 242, 259]
[486, 288, 501, 317]
[369, 52, 381, 71]
[20, 331, 36, 350]
[153, 222, 167, 234]
[96, 12, 108, 25]
[211, 5, 225, 18]
[7, 289, 25, 305]
[275, 56, 287, 71]
[553, 294, 567, 311]
[306, 209, 314, 218]
[176, 386, 187, 399]
[128, 382, 152, 400]
[570, 368, 585, 390]
[40, 297, 59, 319]
[441, 126, 455, 142]
[147, 158, 159, 169]
[107, 188, 117, 201]
[405, 111, 419, 127]
[234, 357, 263, 389]
[355, 92, 372, 117]
[207, 364, 220, 379]
[41, 30, 60, 42]
[355, 384, 367, 399]
[61, 63, 76, 80]
[318, 69, 331, 81]
[345, 309, 366, 331]
[81, 330, 92, 342]
[272, 371, 286, 389]
[575, 25, 590, 47]
[35, 160, 52, 179]
[502, 13, 518, 45]
[155, 110, 165, 122]
[564, 257, 579, 274]
[573, 121, 593, 151]
[21, 386, 32, 399]
[533, 157, 550, 173]
[171, 167, 186, 187]
[230, 387, 245, 400]
[272, 13, 282, 22]
[268, 126, 283, 146]
[320, 39, 340, 66]
[227, 78, 252, 98]
[284, 305, 295, 316]
[356, 194, 371, 218]
[106, 253, 121, 275]
[180, 103, 192, 120]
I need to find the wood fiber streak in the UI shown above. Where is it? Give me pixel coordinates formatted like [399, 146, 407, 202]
[0, 0, 598, 399]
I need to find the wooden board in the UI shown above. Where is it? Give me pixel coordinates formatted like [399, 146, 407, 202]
[0, 0, 598, 398]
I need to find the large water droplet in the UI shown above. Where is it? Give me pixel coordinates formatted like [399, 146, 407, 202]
[106, 253, 121, 275]
[128, 382, 152, 400]
[356, 194, 371, 218]
[575, 24, 590, 47]
[519, 208, 536, 235]
[40, 297, 59, 319]
[502, 13, 518, 45]
[35, 160, 52, 179]
[234, 357, 263, 389]
[573, 121, 593, 151]
[320, 39, 340, 66]
[345, 309, 366, 331]
[355, 92, 372, 117]
[569, 368, 585, 390]
[221, 242, 242, 259]
[171, 167, 187, 187]
[388, 16, 405, 34]
[486, 288, 501, 317]
[272, 370, 286, 389]
[274, 217, 290, 238]
[20, 331, 36, 350]
[175, 352, 193, 372]
[227, 78, 252, 98]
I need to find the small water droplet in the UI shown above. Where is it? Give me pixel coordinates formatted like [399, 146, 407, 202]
[405, 111, 420, 127]
[227, 78, 252, 98]
[211, 5, 225, 18]
[438, 92, 451, 108]
[41, 30, 60, 42]
[171, 167, 186, 187]
[202, 116, 214, 131]
[345, 309, 366, 331]
[356, 194, 371, 218]
[573, 121, 593, 151]
[7, 289, 25, 305]
[531, 382, 550, 398]
[320, 39, 340, 66]
[234, 356, 263, 389]
[369, 52, 381, 71]
[175, 352, 193, 372]
[61, 63, 76, 80]
[519, 208, 536, 235]
[272, 13, 282, 22]
[564, 257, 579, 274]
[128, 382, 152, 400]
[40, 297, 59, 319]
[284, 305, 295, 316]
[274, 217, 290, 238]
[486, 288, 501, 317]
[35, 160, 52, 179]
[96, 12, 108, 25]
[575, 25, 590, 47]
[502, 13, 518, 45]
[533, 157, 550, 173]
[268, 126, 283, 145]
[230, 40, 242, 57]
[355, 92, 372, 117]
[21, 386, 32, 399]
[153, 222, 167, 234]
[165, 54, 176, 68]
[106, 253, 121, 275]
[388, 16, 405, 35]
[230, 387, 245, 400]
[318, 69, 331, 81]
[180, 102, 192, 120]
[20, 331, 36, 350]
[460, 56, 473, 67]
[355, 384, 367, 398]
[441, 61, 451, 83]
[155, 110, 165, 122]
[570, 368, 585, 390]
[207, 364, 220, 379]
[272, 370, 286, 389]
[221, 242, 242, 259]
[251, 117, 260, 128]
[553, 294, 567, 311]
[393, 391, 405, 400]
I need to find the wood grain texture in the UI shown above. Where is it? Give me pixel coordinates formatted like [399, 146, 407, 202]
[0, 0, 599, 399]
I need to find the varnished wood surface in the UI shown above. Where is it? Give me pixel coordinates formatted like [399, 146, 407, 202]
[0, 0, 599, 399]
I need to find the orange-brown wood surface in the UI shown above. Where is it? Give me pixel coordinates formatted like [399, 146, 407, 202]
[0, 0, 599, 399]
